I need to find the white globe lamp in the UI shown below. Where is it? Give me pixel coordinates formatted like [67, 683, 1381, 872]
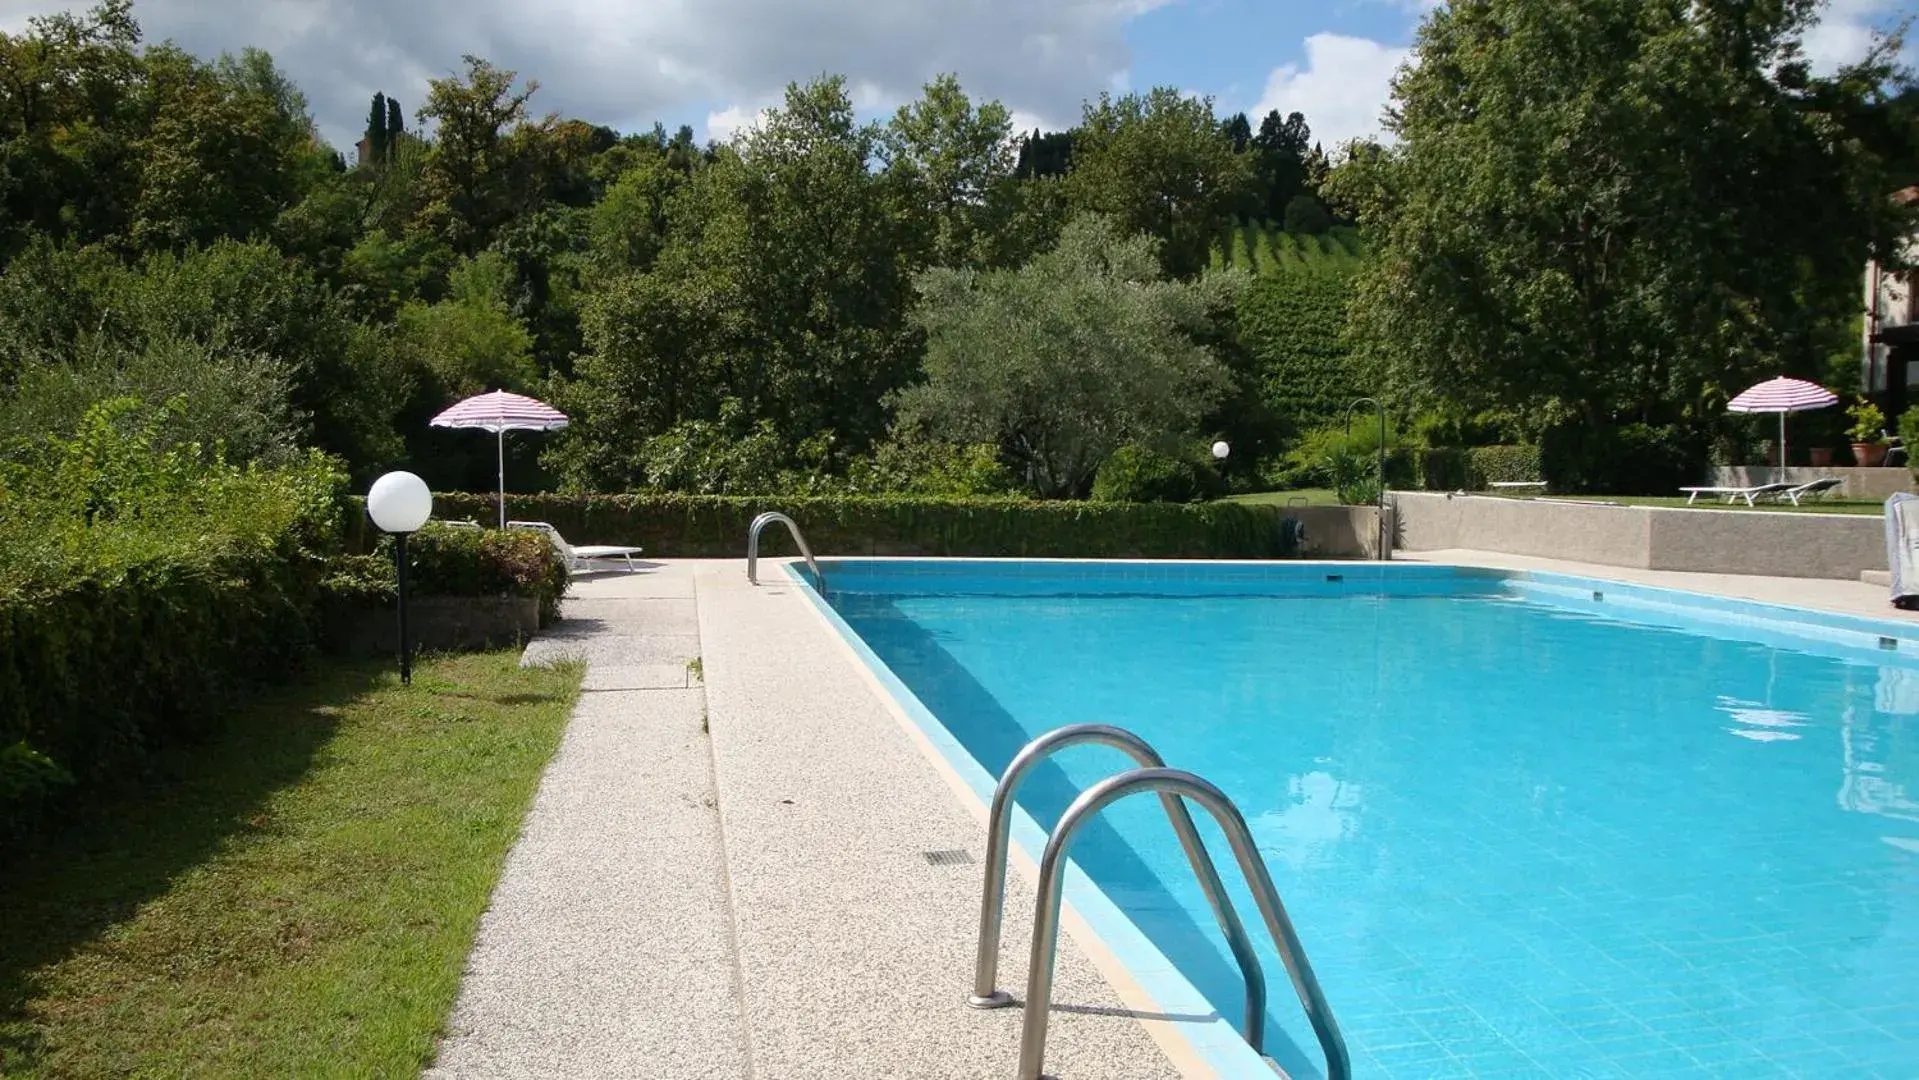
[367, 471, 433, 685]
[1211, 441, 1230, 461]
[367, 471, 433, 534]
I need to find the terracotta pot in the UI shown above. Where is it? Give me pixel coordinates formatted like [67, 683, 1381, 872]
[1853, 442, 1889, 468]
[1808, 447, 1834, 467]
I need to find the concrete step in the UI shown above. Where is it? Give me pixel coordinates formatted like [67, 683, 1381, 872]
[1863, 569, 1892, 587]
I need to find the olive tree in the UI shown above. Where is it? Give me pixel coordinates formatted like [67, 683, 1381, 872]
[896, 215, 1240, 498]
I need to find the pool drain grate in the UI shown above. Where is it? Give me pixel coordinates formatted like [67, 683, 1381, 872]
[923, 849, 973, 866]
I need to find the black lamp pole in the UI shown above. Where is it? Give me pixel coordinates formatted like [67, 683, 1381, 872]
[395, 531, 413, 686]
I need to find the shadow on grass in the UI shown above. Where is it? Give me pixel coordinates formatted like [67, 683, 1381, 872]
[0, 658, 389, 1070]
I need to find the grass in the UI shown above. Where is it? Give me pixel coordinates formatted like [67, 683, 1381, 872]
[0, 651, 583, 1079]
[1222, 488, 1343, 507]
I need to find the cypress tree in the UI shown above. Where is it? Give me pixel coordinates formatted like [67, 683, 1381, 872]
[386, 96, 404, 141]
[364, 91, 388, 166]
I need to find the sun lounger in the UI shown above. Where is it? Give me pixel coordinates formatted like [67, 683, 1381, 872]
[1774, 477, 1843, 506]
[1678, 483, 1793, 507]
[507, 520, 643, 573]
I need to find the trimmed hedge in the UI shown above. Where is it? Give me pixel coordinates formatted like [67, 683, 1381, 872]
[1470, 445, 1543, 486]
[361, 493, 1296, 559]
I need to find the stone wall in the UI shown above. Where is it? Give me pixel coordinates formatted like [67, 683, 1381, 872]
[1707, 466, 1911, 501]
[327, 595, 542, 657]
[1393, 492, 1885, 580]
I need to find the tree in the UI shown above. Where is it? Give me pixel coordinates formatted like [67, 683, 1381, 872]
[1221, 112, 1253, 154]
[387, 95, 404, 141]
[1251, 110, 1312, 222]
[1349, 0, 1917, 441]
[1014, 129, 1075, 178]
[416, 56, 539, 253]
[1063, 89, 1250, 278]
[365, 91, 389, 165]
[896, 215, 1240, 498]
[881, 74, 1017, 270]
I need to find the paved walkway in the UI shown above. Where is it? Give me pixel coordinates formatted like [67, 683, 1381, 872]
[427, 561, 1182, 1080]
[1402, 547, 1919, 623]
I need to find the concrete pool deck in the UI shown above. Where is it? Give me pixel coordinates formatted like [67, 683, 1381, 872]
[431, 551, 1917, 1079]
[428, 560, 1185, 1080]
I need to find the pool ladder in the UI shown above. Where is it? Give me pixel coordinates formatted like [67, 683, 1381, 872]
[971, 724, 1350, 1080]
[745, 511, 824, 592]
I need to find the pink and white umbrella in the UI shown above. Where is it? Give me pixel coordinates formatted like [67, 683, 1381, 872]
[429, 390, 569, 528]
[1726, 376, 1838, 468]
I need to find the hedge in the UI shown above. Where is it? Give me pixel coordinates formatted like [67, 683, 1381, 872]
[1469, 445, 1544, 487]
[357, 493, 1297, 560]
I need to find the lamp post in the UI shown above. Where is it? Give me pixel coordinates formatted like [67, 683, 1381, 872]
[366, 471, 432, 686]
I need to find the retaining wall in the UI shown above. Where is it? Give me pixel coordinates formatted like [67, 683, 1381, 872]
[1707, 466, 1911, 501]
[1394, 492, 1884, 580]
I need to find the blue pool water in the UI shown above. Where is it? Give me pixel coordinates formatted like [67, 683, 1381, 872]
[818, 562, 1919, 1079]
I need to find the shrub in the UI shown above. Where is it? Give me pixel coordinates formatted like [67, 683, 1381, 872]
[1901, 410, 1919, 478]
[370, 493, 1296, 561]
[325, 524, 570, 624]
[0, 400, 346, 842]
[1091, 445, 1225, 503]
[1541, 423, 1704, 494]
[837, 438, 1015, 497]
[1469, 445, 1544, 487]
[1418, 448, 1472, 491]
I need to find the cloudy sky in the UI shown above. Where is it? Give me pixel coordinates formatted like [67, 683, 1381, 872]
[1, 0, 1910, 154]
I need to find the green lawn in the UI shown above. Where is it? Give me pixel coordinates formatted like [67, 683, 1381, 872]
[0, 651, 583, 1079]
[1222, 488, 1342, 507]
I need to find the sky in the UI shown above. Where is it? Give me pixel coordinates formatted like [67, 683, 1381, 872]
[0, 0, 1911, 155]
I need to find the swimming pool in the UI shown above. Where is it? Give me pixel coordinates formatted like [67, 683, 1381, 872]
[796, 560, 1919, 1079]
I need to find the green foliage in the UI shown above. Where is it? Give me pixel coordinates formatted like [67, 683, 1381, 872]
[0, 742, 72, 844]
[393, 252, 538, 397]
[1090, 445, 1226, 504]
[1848, 397, 1889, 444]
[1541, 423, 1704, 495]
[326, 524, 569, 623]
[1063, 89, 1251, 279]
[1236, 261, 1367, 442]
[1469, 445, 1544, 486]
[1417, 448, 1473, 491]
[1350, 0, 1915, 443]
[1327, 445, 1383, 506]
[0, 399, 347, 839]
[632, 400, 793, 495]
[416, 492, 1295, 560]
[898, 215, 1240, 498]
[1282, 193, 1333, 234]
[838, 437, 1015, 497]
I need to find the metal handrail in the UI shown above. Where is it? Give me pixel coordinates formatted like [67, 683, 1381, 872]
[1017, 767, 1349, 1080]
[969, 726, 1267, 1056]
[746, 511, 823, 591]
[1346, 396, 1389, 562]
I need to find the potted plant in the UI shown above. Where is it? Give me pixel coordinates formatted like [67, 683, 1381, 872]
[1809, 446, 1835, 467]
[1849, 398, 1889, 467]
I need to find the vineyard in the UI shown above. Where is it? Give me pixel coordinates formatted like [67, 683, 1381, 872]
[1210, 221, 1366, 276]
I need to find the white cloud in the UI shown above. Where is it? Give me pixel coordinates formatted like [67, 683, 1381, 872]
[704, 101, 773, 144]
[0, 0, 1160, 151]
[1802, 0, 1913, 73]
[1251, 33, 1411, 150]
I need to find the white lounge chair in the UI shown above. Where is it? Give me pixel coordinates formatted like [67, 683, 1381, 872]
[507, 520, 644, 573]
[1679, 483, 1793, 507]
[1773, 477, 1843, 506]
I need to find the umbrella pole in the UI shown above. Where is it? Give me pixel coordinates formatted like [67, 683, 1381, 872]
[497, 427, 507, 530]
[1779, 412, 1787, 473]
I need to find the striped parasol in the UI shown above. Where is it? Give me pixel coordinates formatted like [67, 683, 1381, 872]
[1725, 377, 1837, 468]
[429, 390, 569, 528]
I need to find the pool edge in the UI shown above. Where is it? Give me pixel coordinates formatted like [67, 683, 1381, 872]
[779, 559, 1277, 1080]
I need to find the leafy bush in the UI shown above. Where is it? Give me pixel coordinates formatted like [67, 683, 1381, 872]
[378, 493, 1296, 560]
[326, 524, 570, 623]
[0, 399, 347, 841]
[1848, 398, 1888, 444]
[1266, 420, 1415, 491]
[1540, 423, 1704, 495]
[1469, 445, 1544, 487]
[1418, 448, 1473, 491]
[1091, 445, 1225, 503]
[838, 438, 1015, 497]
[1902, 410, 1919, 478]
